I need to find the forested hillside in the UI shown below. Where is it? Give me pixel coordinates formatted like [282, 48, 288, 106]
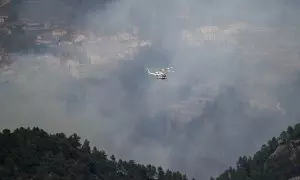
[0, 127, 190, 180]
[3, 124, 300, 180]
[213, 123, 300, 180]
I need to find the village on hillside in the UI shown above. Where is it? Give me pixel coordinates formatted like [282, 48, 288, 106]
[1, 0, 299, 78]
[1, 0, 300, 121]
[0, 0, 153, 78]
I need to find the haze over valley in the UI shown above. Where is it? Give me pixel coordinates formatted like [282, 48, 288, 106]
[1, 0, 300, 179]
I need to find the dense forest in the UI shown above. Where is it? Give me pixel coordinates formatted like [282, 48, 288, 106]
[212, 123, 300, 180]
[2, 124, 300, 180]
[0, 127, 190, 180]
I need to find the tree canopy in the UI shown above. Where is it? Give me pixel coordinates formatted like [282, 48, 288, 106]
[212, 123, 300, 180]
[0, 127, 190, 180]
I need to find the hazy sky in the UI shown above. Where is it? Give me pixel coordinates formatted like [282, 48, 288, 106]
[2, 0, 300, 179]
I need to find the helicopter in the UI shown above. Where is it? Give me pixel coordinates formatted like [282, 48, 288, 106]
[145, 66, 174, 80]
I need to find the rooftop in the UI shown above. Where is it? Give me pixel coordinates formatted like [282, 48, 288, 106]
[0, 0, 11, 7]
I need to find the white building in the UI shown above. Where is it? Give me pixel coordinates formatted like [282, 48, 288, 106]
[198, 26, 219, 41]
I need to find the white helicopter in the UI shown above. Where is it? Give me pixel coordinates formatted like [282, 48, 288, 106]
[145, 66, 175, 80]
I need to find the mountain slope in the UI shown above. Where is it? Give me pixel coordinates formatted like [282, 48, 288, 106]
[212, 123, 300, 180]
[0, 127, 190, 180]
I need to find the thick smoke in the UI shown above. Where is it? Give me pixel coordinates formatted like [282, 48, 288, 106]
[1, 0, 300, 179]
